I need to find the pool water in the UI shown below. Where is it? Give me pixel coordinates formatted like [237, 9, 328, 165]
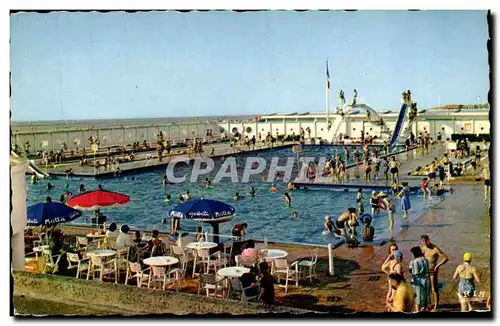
[26, 145, 430, 245]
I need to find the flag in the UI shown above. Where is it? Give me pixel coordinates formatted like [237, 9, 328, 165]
[326, 60, 331, 90]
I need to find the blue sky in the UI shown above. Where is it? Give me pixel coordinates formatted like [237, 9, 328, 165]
[10, 10, 489, 121]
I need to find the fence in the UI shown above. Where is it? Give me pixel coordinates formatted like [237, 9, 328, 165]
[12, 122, 221, 153]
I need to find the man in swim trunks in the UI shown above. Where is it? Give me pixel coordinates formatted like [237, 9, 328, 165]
[388, 157, 401, 185]
[324, 216, 334, 234]
[421, 235, 448, 311]
[427, 161, 437, 187]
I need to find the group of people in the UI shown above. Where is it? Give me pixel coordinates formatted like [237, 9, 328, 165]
[381, 236, 486, 313]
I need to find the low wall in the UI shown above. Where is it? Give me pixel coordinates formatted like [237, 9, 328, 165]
[12, 271, 315, 316]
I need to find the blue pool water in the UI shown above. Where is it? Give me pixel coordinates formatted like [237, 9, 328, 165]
[26, 145, 428, 245]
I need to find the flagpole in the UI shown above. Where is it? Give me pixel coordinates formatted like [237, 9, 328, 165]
[326, 59, 330, 125]
[326, 81, 330, 124]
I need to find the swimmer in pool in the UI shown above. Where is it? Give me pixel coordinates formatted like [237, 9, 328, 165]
[205, 178, 212, 188]
[356, 188, 365, 215]
[324, 216, 334, 233]
[59, 194, 65, 202]
[162, 175, 168, 187]
[269, 184, 279, 193]
[292, 211, 297, 218]
[178, 195, 185, 204]
[183, 191, 192, 200]
[78, 184, 85, 193]
[233, 192, 240, 201]
[248, 187, 256, 196]
[287, 182, 296, 191]
[46, 183, 55, 190]
[30, 173, 37, 184]
[284, 192, 291, 207]
[64, 184, 69, 191]
[164, 193, 172, 203]
[370, 191, 380, 216]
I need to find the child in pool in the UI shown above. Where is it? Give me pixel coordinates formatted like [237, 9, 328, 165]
[233, 192, 240, 201]
[292, 211, 297, 218]
[164, 193, 172, 203]
[178, 195, 185, 204]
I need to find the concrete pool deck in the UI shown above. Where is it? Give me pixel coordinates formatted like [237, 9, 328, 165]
[39, 141, 299, 178]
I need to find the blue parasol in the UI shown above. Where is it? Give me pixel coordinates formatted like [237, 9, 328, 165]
[169, 198, 235, 223]
[27, 202, 82, 227]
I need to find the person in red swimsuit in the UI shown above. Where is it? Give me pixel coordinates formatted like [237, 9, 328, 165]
[421, 177, 431, 199]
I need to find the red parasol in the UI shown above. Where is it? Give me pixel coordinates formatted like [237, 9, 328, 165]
[65, 189, 130, 211]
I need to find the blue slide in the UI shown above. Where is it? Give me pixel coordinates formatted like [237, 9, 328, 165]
[389, 103, 409, 147]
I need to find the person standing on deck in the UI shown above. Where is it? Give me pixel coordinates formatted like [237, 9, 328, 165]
[372, 153, 381, 180]
[420, 235, 449, 312]
[352, 89, 358, 106]
[396, 182, 411, 219]
[339, 89, 345, 105]
[353, 149, 361, 168]
[453, 252, 481, 312]
[409, 246, 431, 312]
[388, 156, 401, 185]
[483, 166, 490, 203]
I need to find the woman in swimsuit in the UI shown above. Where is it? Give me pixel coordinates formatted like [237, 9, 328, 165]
[453, 252, 481, 312]
[382, 249, 405, 305]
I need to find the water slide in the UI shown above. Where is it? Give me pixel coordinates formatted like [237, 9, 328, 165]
[388, 103, 409, 147]
[327, 102, 381, 143]
[11, 150, 49, 178]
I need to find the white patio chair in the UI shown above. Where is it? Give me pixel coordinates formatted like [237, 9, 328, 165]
[192, 248, 220, 277]
[197, 274, 225, 298]
[66, 252, 89, 279]
[41, 249, 63, 274]
[125, 261, 150, 287]
[227, 278, 259, 302]
[273, 258, 299, 293]
[86, 241, 99, 253]
[221, 242, 233, 265]
[76, 236, 88, 251]
[104, 237, 116, 250]
[115, 247, 130, 280]
[207, 251, 227, 274]
[172, 245, 194, 278]
[148, 266, 180, 291]
[235, 255, 257, 268]
[296, 249, 318, 282]
[87, 253, 118, 283]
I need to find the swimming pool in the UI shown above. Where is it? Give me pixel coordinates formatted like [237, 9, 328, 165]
[26, 145, 429, 245]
